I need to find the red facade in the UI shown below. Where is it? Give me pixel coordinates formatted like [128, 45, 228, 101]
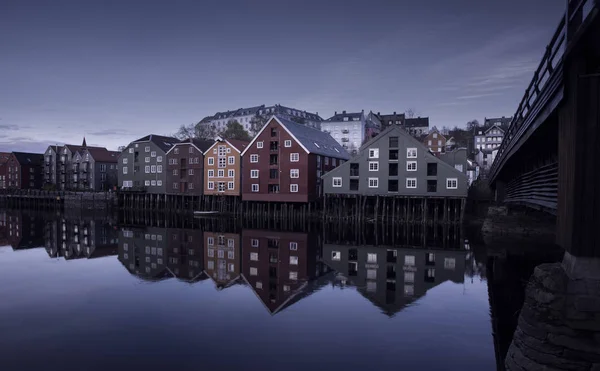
[5, 153, 43, 190]
[166, 141, 206, 195]
[241, 229, 317, 313]
[242, 118, 343, 203]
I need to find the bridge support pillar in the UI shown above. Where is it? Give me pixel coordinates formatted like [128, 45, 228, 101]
[557, 18, 600, 259]
[494, 180, 506, 203]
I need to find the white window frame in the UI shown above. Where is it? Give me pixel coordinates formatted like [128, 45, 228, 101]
[406, 161, 417, 171]
[207, 157, 214, 165]
[290, 169, 299, 178]
[250, 252, 259, 261]
[250, 170, 259, 178]
[289, 256, 298, 265]
[208, 181, 214, 190]
[290, 184, 298, 193]
[369, 161, 379, 171]
[332, 177, 342, 187]
[289, 242, 298, 250]
[250, 154, 258, 163]
[406, 178, 417, 188]
[228, 156, 235, 165]
[208, 170, 214, 177]
[368, 177, 379, 188]
[290, 153, 299, 162]
[251, 184, 259, 192]
[446, 178, 458, 189]
[284, 140, 292, 147]
[228, 181, 234, 190]
[228, 169, 234, 178]
[251, 239, 259, 247]
[332, 251, 341, 261]
[368, 148, 379, 159]
[407, 148, 417, 158]
[218, 169, 224, 177]
[257, 141, 263, 149]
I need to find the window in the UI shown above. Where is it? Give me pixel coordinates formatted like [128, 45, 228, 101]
[122, 166, 128, 174]
[207, 237, 214, 245]
[218, 158, 226, 168]
[289, 256, 298, 265]
[332, 177, 342, 187]
[174, 148, 179, 154]
[368, 177, 379, 188]
[128, 148, 134, 154]
[251, 239, 259, 247]
[284, 140, 292, 147]
[406, 161, 417, 171]
[250, 252, 259, 261]
[290, 184, 298, 192]
[388, 179, 399, 192]
[257, 141, 264, 149]
[290, 169, 299, 178]
[226, 169, 234, 178]
[289, 242, 298, 250]
[122, 158, 128, 164]
[406, 178, 417, 188]
[208, 170, 214, 177]
[290, 153, 299, 162]
[189, 183, 194, 189]
[228, 181, 234, 190]
[428, 140, 432, 146]
[145, 146, 150, 153]
[173, 182, 178, 189]
[433, 133, 438, 139]
[404, 255, 415, 266]
[427, 179, 437, 192]
[446, 178, 458, 189]
[404, 271, 415, 283]
[251, 184, 259, 192]
[289, 272, 298, 280]
[369, 161, 379, 171]
[228, 250, 235, 259]
[172, 169, 178, 176]
[228, 156, 235, 165]
[145, 180, 150, 186]
[368, 148, 379, 159]
[407, 148, 417, 158]
[207, 157, 214, 165]
[367, 253, 377, 263]
[332, 251, 341, 261]
[427, 163, 438, 176]
[256, 282, 263, 289]
[151, 165, 156, 173]
[269, 169, 278, 179]
[145, 166, 150, 174]
[151, 151, 156, 158]
[208, 181, 214, 190]
[250, 267, 258, 276]
[250, 170, 259, 178]
[389, 137, 399, 147]
[444, 258, 456, 270]
[218, 169, 224, 177]
[157, 165, 162, 173]
[250, 154, 258, 163]
[157, 180, 162, 186]
[367, 269, 377, 280]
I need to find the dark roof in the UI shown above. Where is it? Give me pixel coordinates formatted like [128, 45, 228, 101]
[325, 111, 363, 122]
[202, 104, 323, 123]
[133, 134, 180, 152]
[274, 116, 350, 159]
[484, 117, 512, 131]
[86, 148, 119, 163]
[225, 139, 249, 152]
[176, 138, 215, 153]
[12, 152, 43, 165]
[484, 125, 505, 134]
[272, 105, 323, 121]
[405, 117, 430, 128]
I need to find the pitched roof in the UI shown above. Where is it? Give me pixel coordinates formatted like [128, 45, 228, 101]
[405, 117, 430, 128]
[484, 125, 505, 134]
[12, 152, 43, 165]
[226, 139, 249, 152]
[173, 138, 215, 153]
[244, 116, 350, 159]
[325, 111, 363, 122]
[86, 148, 120, 163]
[133, 134, 180, 152]
[484, 117, 512, 131]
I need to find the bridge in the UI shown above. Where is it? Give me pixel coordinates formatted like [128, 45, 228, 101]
[489, 0, 599, 262]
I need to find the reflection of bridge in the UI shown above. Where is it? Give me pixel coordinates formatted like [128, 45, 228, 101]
[489, 0, 599, 259]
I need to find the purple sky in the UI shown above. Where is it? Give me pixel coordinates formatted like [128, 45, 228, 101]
[1, 0, 565, 152]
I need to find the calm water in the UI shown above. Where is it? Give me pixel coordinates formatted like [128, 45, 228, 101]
[0, 210, 553, 371]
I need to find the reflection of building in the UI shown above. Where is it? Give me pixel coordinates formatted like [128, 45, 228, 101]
[241, 229, 332, 315]
[45, 218, 118, 259]
[5, 212, 44, 250]
[118, 227, 171, 281]
[203, 232, 241, 289]
[166, 228, 205, 283]
[322, 244, 467, 316]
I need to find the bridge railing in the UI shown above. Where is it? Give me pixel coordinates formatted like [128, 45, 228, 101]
[488, 0, 597, 181]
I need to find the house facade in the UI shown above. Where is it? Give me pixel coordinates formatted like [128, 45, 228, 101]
[118, 134, 179, 193]
[5, 152, 44, 190]
[322, 125, 468, 197]
[166, 139, 214, 195]
[475, 148, 499, 172]
[203, 138, 247, 196]
[118, 227, 172, 281]
[474, 120, 507, 152]
[0, 152, 11, 189]
[200, 104, 323, 134]
[320, 110, 382, 153]
[423, 128, 447, 154]
[71, 148, 119, 191]
[166, 228, 205, 282]
[241, 116, 350, 203]
[439, 148, 468, 175]
[377, 112, 406, 129]
[203, 231, 241, 289]
[405, 117, 430, 137]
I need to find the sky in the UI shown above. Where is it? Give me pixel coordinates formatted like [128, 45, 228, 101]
[0, 0, 566, 152]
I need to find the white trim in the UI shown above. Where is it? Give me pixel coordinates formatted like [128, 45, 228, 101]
[368, 177, 379, 188]
[446, 178, 458, 189]
[406, 178, 417, 188]
[241, 116, 310, 156]
[332, 177, 342, 187]
[204, 138, 242, 156]
[166, 141, 204, 155]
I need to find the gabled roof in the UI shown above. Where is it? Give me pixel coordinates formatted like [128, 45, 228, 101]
[204, 137, 249, 154]
[12, 152, 43, 166]
[168, 138, 215, 154]
[86, 148, 120, 163]
[132, 134, 180, 152]
[242, 115, 350, 159]
[484, 125, 505, 134]
[484, 116, 512, 131]
[405, 117, 430, 128]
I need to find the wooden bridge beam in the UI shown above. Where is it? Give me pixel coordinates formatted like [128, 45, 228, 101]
[557, 17, 600, 260]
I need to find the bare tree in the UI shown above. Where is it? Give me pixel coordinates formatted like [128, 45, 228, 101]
[249, 115, 268, 137]
[405, 108, 418, 118]
[117, 146, 127, 152]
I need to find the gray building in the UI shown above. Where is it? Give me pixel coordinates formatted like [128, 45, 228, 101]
[405, 117, 430, 137]
[322, 244, 467, 316]
[118, 134, 179, 193]
[71, 147, 119, 191]
[322, 125, 468, 197]
[320, 110, 382, 153]
[440, 148, 468, 175]
[44, 141, 91, 190]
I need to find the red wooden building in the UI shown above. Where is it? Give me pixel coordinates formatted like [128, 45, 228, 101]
[5, 152, 44, 190]
[241, 116, 349, 203]
[165, 138, 214, 195]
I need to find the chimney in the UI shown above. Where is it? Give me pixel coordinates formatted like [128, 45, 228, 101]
[335, 111, 337, 115]
[393, 111, 396, 115]
[378, 112, 380, 116]
[342, 110, 346, 114]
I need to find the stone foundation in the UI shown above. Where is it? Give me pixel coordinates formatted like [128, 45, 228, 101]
[505, 263, 600, 370]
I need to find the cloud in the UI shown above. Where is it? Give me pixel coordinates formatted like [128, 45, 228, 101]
[88, 129, 133, 136]
[0, 124, 21, 131]
[0, 138, 58, 153]
[455, 93, 503, 100]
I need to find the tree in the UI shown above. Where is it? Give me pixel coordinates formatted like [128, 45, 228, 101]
[175, 122, 217, 140]
[117, 146, 127, 152]
[466, 119, 480, 132]
[220, 120, 251, 142]
[405, 108, 418, 118]
[249, 115, 268, 137]
[441, 126, 450, 136]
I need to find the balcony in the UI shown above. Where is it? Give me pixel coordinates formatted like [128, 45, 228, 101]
[342, 129, 349, 134]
